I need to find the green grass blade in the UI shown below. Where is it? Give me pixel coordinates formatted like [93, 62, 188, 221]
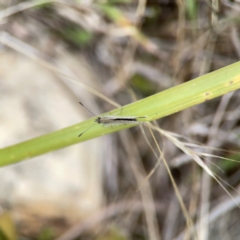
[0, 61, 240, 166]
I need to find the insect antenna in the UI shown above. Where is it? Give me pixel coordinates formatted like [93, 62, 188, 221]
[78, 123, 98, 137]
[79, 102, 97, 116]
[78, 102, 100, 137]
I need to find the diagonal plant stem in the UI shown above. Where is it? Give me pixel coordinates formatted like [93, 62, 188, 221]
[0, 61, 240, 166]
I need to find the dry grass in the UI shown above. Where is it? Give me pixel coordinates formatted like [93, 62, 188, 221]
[1, 0, 240, 240]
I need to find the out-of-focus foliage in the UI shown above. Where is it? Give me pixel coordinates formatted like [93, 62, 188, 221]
[186, 0, 198, 20]
[1, 0, 240, 239]
[0, 213, 17, 240]
[64, 28, 93, 45]
[130, 74, 158, 96]
[37, 228, 54, 240]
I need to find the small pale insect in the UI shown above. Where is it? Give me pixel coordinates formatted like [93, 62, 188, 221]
[78, 102, 146, 137]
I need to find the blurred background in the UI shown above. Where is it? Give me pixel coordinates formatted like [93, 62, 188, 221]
[0, 0, 240, 239]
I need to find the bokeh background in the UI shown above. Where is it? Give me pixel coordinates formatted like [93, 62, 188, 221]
[1, 0, 240, 240]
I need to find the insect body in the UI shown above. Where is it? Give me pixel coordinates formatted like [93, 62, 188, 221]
[95, 116, 145, 125]
[78, 102, 146, 137]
